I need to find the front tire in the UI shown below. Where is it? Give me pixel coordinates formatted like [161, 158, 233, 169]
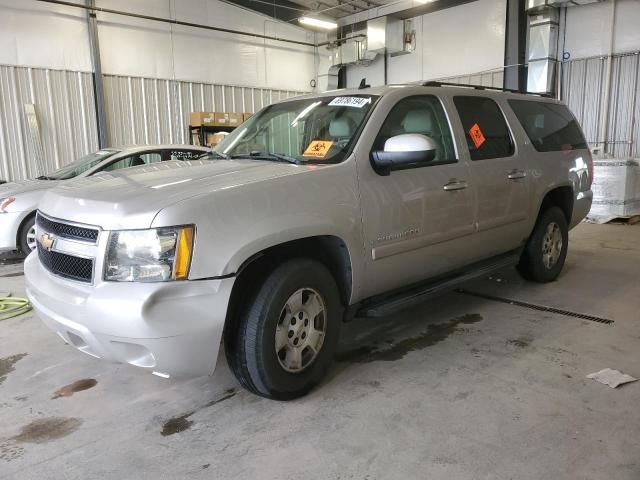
[225, 259, 342, 400]
[517, 206, 568, 283]
[19, 216, 36, 255]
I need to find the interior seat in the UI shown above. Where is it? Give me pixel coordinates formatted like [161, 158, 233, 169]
[329, 117, 355, 146]
[130, 156, 146, 167]
[399, 109, 443, 160]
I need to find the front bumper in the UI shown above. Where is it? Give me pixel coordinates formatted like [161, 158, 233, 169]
[25, 253, 235, 377]
[0, 212, 21, 251]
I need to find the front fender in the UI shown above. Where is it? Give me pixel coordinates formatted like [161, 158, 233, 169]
[151, 159, 366, 301]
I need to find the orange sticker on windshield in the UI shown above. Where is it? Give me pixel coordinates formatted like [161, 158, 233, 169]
[469, 123, 486, 148]
[303, 140, 334, 158]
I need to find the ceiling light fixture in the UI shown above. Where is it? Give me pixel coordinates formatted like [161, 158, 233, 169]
[299, 16, 338, 30]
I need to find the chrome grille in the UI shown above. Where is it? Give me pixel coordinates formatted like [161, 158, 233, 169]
[35, 213, 99, 283]
[37, 246, 94, 283]
[36, 212, 99, 243]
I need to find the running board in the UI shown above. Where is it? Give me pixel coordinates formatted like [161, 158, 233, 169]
[355, 251, 521, 318]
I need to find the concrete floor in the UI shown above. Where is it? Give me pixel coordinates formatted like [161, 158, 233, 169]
[0, 222, 639, 479]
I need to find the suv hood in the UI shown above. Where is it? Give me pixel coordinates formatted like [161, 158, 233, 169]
[39, 159, 315, 229]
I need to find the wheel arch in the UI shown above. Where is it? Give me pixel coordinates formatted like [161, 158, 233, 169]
[224, 235, 354, 331]
[536, 185, 574, 225]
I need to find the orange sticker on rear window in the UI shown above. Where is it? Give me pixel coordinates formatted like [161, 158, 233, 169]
[469, 123, 486, 149]
[303, 140, 334, 158]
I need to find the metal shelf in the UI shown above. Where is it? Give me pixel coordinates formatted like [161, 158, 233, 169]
[189, 125, 236, 147]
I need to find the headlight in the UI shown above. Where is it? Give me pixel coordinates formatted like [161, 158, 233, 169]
[104, 226, 194, 282]
[0, 196, 15, 213]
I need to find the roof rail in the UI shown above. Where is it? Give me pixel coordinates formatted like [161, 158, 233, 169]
[422, 81, 553, 98]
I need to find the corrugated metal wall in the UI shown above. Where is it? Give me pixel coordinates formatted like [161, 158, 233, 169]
[0, 65, 98, 182]
[102, 74, 306, 147]
[561, 51, 640, 158]
[9, 54, 640, 182]
[0, 66, 308, 182]
[435, 69, 504, 89]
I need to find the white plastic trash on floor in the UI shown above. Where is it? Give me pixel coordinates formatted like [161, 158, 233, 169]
[587, 368, 638, 388]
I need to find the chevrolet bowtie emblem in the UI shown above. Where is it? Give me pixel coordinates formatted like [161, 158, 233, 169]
[38, 232, 55, 251]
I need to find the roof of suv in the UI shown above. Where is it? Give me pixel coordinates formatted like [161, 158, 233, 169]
[290, 83, 561, 104]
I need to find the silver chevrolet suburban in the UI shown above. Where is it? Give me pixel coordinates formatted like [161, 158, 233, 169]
[25, 83, 593, 400]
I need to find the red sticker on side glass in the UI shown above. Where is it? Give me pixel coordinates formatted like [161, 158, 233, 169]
[469, 123, 486, 149]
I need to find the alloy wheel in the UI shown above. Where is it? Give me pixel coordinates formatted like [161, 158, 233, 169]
[542, 221, 563, 269]
[26, 225, 37, 251]
[275, 287, 327, 373]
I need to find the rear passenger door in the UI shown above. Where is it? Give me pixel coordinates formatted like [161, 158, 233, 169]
[452, 96, 531, 256]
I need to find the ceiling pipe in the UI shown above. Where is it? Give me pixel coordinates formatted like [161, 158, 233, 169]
[33, 0, 316, 47]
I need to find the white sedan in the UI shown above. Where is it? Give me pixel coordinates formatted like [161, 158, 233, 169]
[0, 145, 210, 254]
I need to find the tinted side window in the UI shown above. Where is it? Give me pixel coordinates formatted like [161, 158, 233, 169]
[508, 100, 588, 152]
[102, 152, 162, 172]
[372, 95, 456, 165]
[453, 96, 514, 161]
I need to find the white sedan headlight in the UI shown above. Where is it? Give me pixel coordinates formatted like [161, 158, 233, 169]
[104, 226, 194, 282]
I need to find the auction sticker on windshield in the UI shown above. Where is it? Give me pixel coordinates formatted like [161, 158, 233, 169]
[328, 97, 372, 108]
[303, 140, 334, 158]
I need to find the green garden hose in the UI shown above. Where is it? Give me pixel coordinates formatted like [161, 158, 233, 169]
[0, 295, 32, 321]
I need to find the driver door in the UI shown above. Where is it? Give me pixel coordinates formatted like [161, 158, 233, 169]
[355, 94, 476, 298]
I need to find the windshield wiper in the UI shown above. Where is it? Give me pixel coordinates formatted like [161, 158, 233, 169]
[36, 175, 54, 180]
[230, 151, 301, 165]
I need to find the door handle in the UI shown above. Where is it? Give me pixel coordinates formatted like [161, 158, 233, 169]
[443, 180, 469, 191]
[507, 169, 527, 180]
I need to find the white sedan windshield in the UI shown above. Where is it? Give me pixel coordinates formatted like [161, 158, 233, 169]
[44, 150, 117, 180]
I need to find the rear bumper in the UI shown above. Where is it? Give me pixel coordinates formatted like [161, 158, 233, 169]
[570, 190, 593, 229]
[25, 252, 235, 377]
[0, 212, 21, 251]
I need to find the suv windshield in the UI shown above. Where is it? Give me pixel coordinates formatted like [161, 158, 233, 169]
[214, 94, 378, 164]
[42, 150, 118, 180]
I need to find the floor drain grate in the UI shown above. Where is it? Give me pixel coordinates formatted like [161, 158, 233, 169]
[455, 289, 615, 325]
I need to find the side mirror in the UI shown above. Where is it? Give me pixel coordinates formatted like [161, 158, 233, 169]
[370, 134, 437, 176]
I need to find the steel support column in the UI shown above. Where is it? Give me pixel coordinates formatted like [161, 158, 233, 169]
[504, 0, 527, 91]
[86, 0, 107, 147]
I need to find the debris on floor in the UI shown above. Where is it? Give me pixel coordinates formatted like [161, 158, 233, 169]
[0, 293, 32, 321]
[587, 368, 638, 388]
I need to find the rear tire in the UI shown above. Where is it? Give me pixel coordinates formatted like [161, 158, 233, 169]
[517, 206, 568, 283]
[224, 259, 342, 400]
[18, 216, 36, 255]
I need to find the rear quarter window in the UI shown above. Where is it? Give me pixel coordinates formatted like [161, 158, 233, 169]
[508, 100, 588, 153]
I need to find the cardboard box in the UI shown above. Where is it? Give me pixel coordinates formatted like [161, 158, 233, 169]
[205, 132, 228, 147]
[190, 112, 216, 127]
[243, 113, 253, 122]
[214, 113, 244, 127]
